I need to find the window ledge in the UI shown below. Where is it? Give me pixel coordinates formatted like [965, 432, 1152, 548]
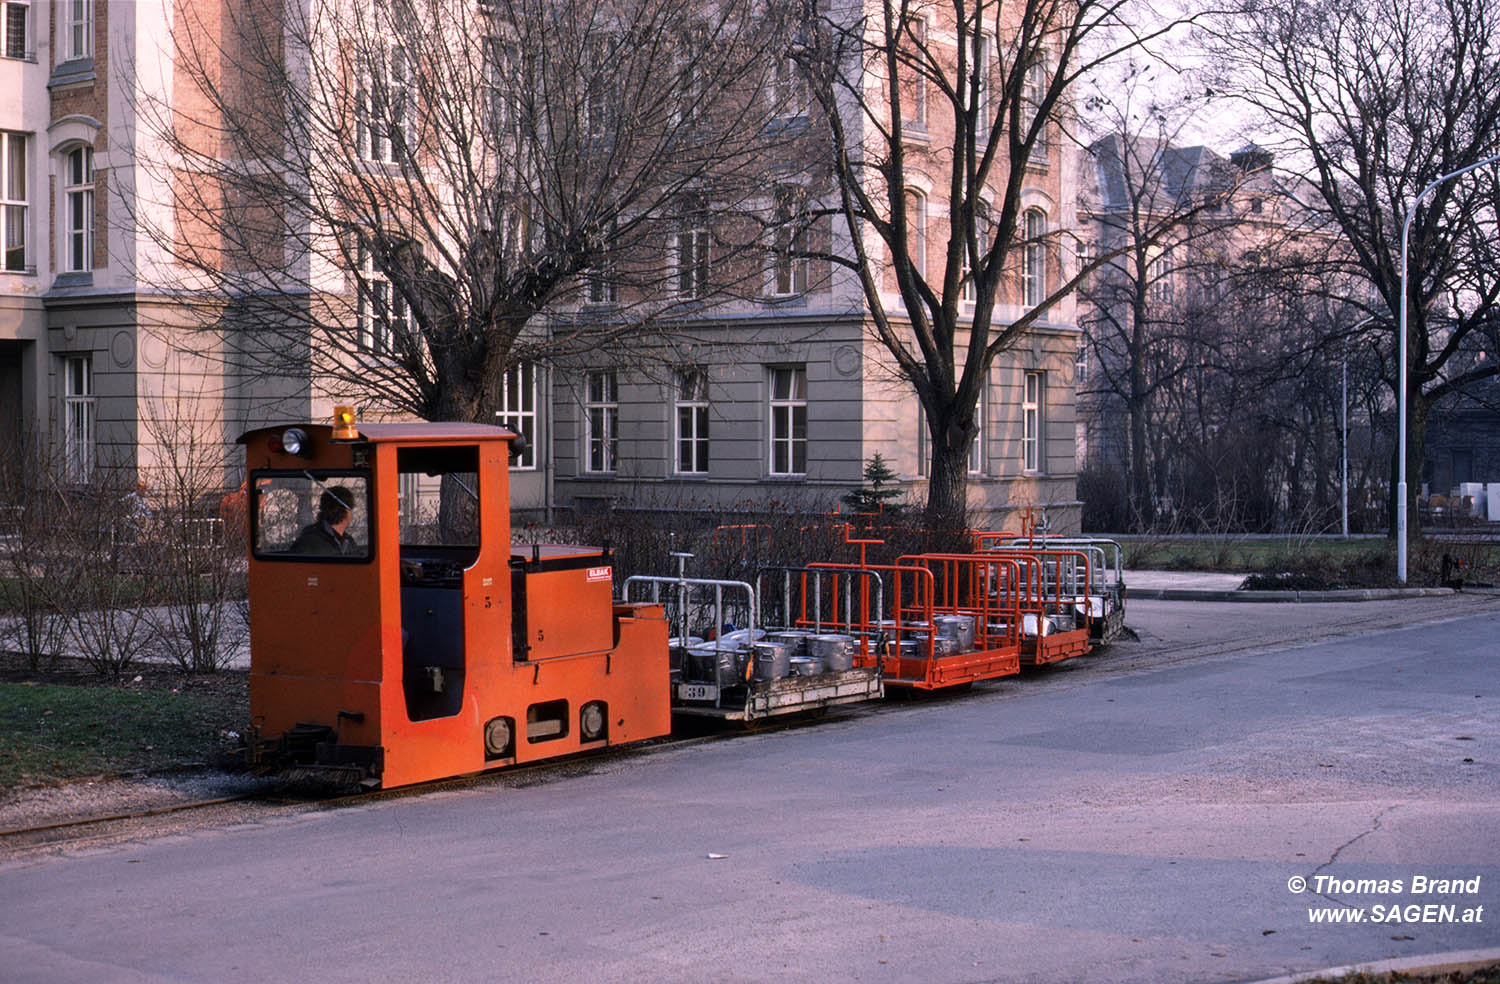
[52, 271, 93, 288]
[48, 58, 96, 88]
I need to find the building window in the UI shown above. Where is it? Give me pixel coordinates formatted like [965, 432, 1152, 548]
[63, 354, 94, 482]
[1076, 238, 1092, 286]
[960, 201, 991, 304]
[483, 38, 516, 136]
[901, 18, 927, 131]
[1022, 208, 1046, 308]
[357, 44, 411, 163]
[973, 34, 992, 141]
[672, 44, 709, 129]
[772, 187, 809, 297]
[584, 370, 618, 474]
[499, 363, 538, 470]
[1, 132, 26, 272]
[769, 366, 807, 476]
[63, 0, 90, 60]
[1024, 54, 1049, 158]
[586, 262, 617, 305]
[357, 247, 407, 354]
[673, 225, 711, 300]
[675, 368, 709, 474]
[586, 223, 618, 304]
[773, 54, 808, 119]
[969, 384, 985, 475]
[4, 1, 30, 60]
[1022, 371, 1044, 473]
[63, 145, 92, 273]
[1147, 246, 1173, 303]
[906, 190, 927, 280]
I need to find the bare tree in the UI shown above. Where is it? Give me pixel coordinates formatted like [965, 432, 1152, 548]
[133, 0, 807, 424]
[1075, 69, 1256, 527]
[1206, 0, 1500, 538]
[138, 389, 246, 674]
[794, 0, 1199, 523]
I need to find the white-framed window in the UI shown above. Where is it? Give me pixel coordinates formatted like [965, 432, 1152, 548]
[586, 222, 618, 304]
[672, 43, 709, 129]
[1024, 54, 1049, 158]
[773, 54, 808, 119]
[357, 44, 412, 163]
[586, 262, 617, 305]
[673, 225, 711, 300]
[906, 190, 927, 280]
[1022, 208, 1046, 308]
[960, 201, 991, 304]
[973, 33, 992, 141]
[2, 131, 27, 272]
[482, 37, 517, 136]
[499, 362, 538, 470]
[584, 370, 618, 474]
[1075, 337, 1089, 382]
[63, 354, 94, 482]
[584, 41, 617, 142]
[768, 365, 807, 476]
[63, 144, 92, 273]
[1076, 238, 1093, 287]
[968, 384, 985, 475]
[901, 17, 927, 131]
[4, 1, 31, 60]
[772, 187, 809, 297]
[1147, 246, 1173, 303]
[62, 0, 90, 60]
[356, 246, 408, 354]
[675, 368, 709, 475]
[1022, 370, 1044, 473]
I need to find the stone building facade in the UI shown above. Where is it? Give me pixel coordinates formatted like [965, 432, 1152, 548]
[3, 0, 1080, 531]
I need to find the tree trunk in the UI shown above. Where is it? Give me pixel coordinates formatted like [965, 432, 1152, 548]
[924, 409, 972, 531]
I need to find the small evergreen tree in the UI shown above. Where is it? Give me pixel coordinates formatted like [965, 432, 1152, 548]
[842, 453, 905, 515]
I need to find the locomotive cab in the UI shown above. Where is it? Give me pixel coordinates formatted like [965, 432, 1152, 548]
[239, 415, 670, 788]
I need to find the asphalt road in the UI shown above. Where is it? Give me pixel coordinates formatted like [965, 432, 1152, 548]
[3, 595, 1499, 983]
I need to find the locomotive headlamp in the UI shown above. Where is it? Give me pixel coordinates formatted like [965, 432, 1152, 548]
[331, 405, 359, 441]
[280, 427, 310, 456]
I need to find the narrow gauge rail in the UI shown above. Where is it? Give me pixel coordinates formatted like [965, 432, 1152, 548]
[236, 412, 1122, 791]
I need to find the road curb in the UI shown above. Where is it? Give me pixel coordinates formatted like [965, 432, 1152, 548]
[1243, 946, 1500, 983]
[1130, 587, 1456, 603]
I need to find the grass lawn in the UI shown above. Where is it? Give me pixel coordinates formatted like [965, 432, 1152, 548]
[0, 667, 247, 789]
[1114, 535, 1500, 588]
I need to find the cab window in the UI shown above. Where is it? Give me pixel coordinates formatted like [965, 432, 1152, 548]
[252, 472, 372, 561]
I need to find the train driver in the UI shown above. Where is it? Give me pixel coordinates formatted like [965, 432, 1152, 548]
[292, 486, 358, 556]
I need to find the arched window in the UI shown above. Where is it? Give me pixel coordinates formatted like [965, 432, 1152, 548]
[1022, 208, 1046, 307]
[63, 144, 93, 273]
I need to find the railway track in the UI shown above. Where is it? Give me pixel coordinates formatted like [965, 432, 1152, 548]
[5, 592, 1494, 859]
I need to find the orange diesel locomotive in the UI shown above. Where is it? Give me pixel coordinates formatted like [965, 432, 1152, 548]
[240, 415, 670, 788]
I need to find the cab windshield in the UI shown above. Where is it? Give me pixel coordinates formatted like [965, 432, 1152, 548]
[251, 471, 372, 561]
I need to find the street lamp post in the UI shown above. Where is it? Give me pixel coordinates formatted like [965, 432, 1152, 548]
[1396, 152, 1500, 583]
